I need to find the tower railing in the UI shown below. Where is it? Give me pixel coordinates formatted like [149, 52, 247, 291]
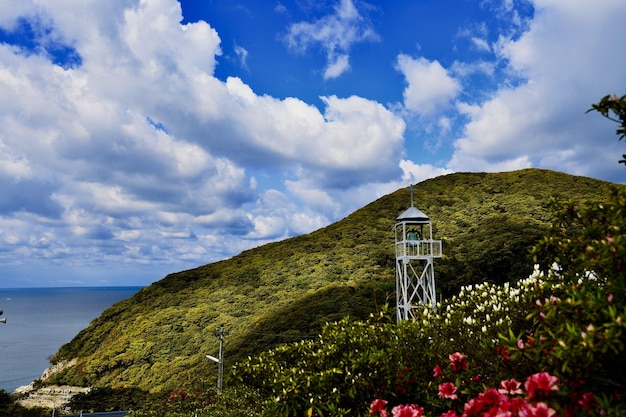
[396, 239, 442, 258]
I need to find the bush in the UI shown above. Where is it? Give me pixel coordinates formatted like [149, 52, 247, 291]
[233, 273, 547, 416]
[128, 384, 263, 417]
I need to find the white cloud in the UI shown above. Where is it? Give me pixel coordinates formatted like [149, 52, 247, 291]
[449, 0, 626, 179]
[396, 55, 462, 116]
[218, 77, 406, 186]
[234, 43, 249, 70]
[0, 0, 408, 284]
[457, 22, 491, 53]
[324, 54, 350, 80]
[4, 0, 622, 287]
[400, 160, 452, 184]
[284, 0, 379, 79]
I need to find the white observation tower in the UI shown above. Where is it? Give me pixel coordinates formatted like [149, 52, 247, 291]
[395, 186, 442, 321]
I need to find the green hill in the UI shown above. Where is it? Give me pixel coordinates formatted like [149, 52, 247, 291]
[45, 168, 615, 394]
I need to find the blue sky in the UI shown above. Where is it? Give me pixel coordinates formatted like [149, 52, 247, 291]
[0, 0, 625, 287]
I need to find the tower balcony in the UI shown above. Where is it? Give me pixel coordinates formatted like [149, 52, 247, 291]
[395, 239, 442, 259]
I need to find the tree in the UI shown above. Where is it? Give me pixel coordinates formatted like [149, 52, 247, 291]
[587, 94, 626, 164]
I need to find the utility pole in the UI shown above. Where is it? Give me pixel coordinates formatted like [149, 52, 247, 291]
[206, 325, 225, 395]
[217, 325, 224, 395]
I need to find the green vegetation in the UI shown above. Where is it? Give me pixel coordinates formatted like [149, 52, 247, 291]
[45, 168, 614, 401]
[65, 387, 156, 413]
[234, 277, 545, 416]
[16, 93, 620, 416]
[231, 183, 626, 416]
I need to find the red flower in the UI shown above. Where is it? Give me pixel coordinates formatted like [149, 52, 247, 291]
[392, 404, 424, 417]
[500, 397, 529, 415]
[438, 382, 459, 400]
[519, 402, 556, 417]
[478, 388, 506, 407]
[370, 399, 388, 417]
[449, 352, 468, 373]
[524, 372, 559, 400]
[578, 392, 597, 411]
[462, 398, 485, 417]
[498, 378, 523, 395]
[433, 364, 444, 378]
[495, 346, 511, 363]
[441, 411, 458, 417]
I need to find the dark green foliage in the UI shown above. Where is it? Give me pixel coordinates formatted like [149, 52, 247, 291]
[234, 276, 542, 417]
[235, 185, 626, 416]
[47, 169, 615, 396]
[507, 185, 626, 400]
[66, 387, 155, 413]
[226, 283, 388, 362]
[129, 384, 263, 417]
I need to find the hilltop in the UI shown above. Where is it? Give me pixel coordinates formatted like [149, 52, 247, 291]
[43, 169, 615, 394]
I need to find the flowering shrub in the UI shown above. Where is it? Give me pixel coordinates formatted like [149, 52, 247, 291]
[235, 183, 626, 416]
[503, 186, 626, 414]
[233, 274, 547, 416]
[371, 371, 570, 417]
[129, 384, 263, 417]
[165, 388, 206, 413]
[389, 186, 626, 417]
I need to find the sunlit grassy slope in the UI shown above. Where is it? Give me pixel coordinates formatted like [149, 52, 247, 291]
[47, 169, 615, 393]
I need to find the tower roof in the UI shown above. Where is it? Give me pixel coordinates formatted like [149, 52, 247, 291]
[396, 206, 429, 221]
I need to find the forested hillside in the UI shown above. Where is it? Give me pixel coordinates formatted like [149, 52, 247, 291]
[46, 168, 614, 394]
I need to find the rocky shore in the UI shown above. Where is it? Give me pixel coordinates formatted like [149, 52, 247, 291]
[14, 359, 90, 410]
[15, 385, 91, 409]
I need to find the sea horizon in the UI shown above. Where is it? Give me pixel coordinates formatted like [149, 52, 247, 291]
[0, 285, 145, 290]
[0, 286, 142, 393]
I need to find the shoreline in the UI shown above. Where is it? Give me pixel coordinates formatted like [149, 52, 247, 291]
[14, 359, 90, 410]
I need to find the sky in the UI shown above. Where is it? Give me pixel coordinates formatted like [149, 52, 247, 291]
[0, 0, 625, 288]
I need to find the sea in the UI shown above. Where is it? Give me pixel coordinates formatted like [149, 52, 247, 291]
[0, 287, 142, 393]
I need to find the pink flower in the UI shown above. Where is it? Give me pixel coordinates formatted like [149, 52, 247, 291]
[576, 391, 597, 412]
[500, 397, 529, 415]
[517, 339, 525, 350]
[392, 404, 424, 417]
[498, 379, 523, 395]
[370, 399, 389, 417]
[449, 352, 468, 373]
[495, 346, 511, 363]
[463, 398, 485, 417]
[433, 364, 444, 378]
[479, 388, 506, 407]
[524, 372, 559, 400]
[438, 382, 459, 400]
[519, 402, 556, 417]
[441, 411, 458, 417]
